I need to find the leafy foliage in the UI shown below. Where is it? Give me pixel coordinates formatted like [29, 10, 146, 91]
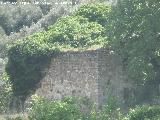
[124, 105, 160, 120]
[109, 0, 160, 85]
[28, 95, 122, 120]
[6, 4, 107, 100]
[28, 96, 89, 120]
[0, 72, 13, 113]
[98, 97, 123, 120]
[0, 4, 42, 35]
[75, 3, 111, 26]
[47, 15, 106, 48]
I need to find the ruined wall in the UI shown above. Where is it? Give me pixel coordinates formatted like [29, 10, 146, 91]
[97, 50, 132, 107]
[35, 48, 131, 107]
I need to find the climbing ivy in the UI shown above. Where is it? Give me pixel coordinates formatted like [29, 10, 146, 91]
[6, 3, 110, 99]
[6, 32, 58, 100]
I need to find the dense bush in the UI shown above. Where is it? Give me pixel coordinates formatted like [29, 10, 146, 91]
[109, 0, 160, 85]
[124, 105, 160, 120]
[28, 96, 89, 120]
[28, 95, 122, 120]
[98, 97, 123, 120]
[75, 3, 111, 26]
[47, 15, 106, 48]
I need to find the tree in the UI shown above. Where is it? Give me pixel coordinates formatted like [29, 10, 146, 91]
[109, 0, 160, 85]
[0, 5, 42, 35]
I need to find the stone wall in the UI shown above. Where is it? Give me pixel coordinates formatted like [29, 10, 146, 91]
[97, 49, 133, 107]
[35, 48, 132, 107]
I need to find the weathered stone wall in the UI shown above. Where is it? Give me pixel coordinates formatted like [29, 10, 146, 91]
[35, 48, 131, 107]
[36, 49, 100, 106]
[97, 49, 132, 107]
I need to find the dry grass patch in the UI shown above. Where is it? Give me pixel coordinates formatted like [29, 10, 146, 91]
[0, 113, 28, 120]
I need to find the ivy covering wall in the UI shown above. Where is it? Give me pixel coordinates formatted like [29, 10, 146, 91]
[6, 3, 111, 100]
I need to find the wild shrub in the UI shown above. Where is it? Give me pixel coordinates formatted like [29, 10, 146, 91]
[124, 105, 160, 120]
[47, 15, 106, 48]
[28, 95, 123, 120]
[75, 3, 111, 26]
[97, 97, 123, 120]
[28, 96, 86, 120]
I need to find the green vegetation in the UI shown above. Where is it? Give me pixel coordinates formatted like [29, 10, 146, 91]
[28, 95, 122, 120]
[47, 15, 106, 48]
[29, 96, 84, 120]
[109, 0, 160, 85]
[124, 105, 160, 120]
[98, 97, 123, 120]
[6, 32, 57, 100]
[1, 0, 160, 119]
[2, 97, 160, 120]
[0, 73, 13, 113]
[5, 4, 109, 100]
[75, 3, 111, 26]
[0, 5, 42, 35]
